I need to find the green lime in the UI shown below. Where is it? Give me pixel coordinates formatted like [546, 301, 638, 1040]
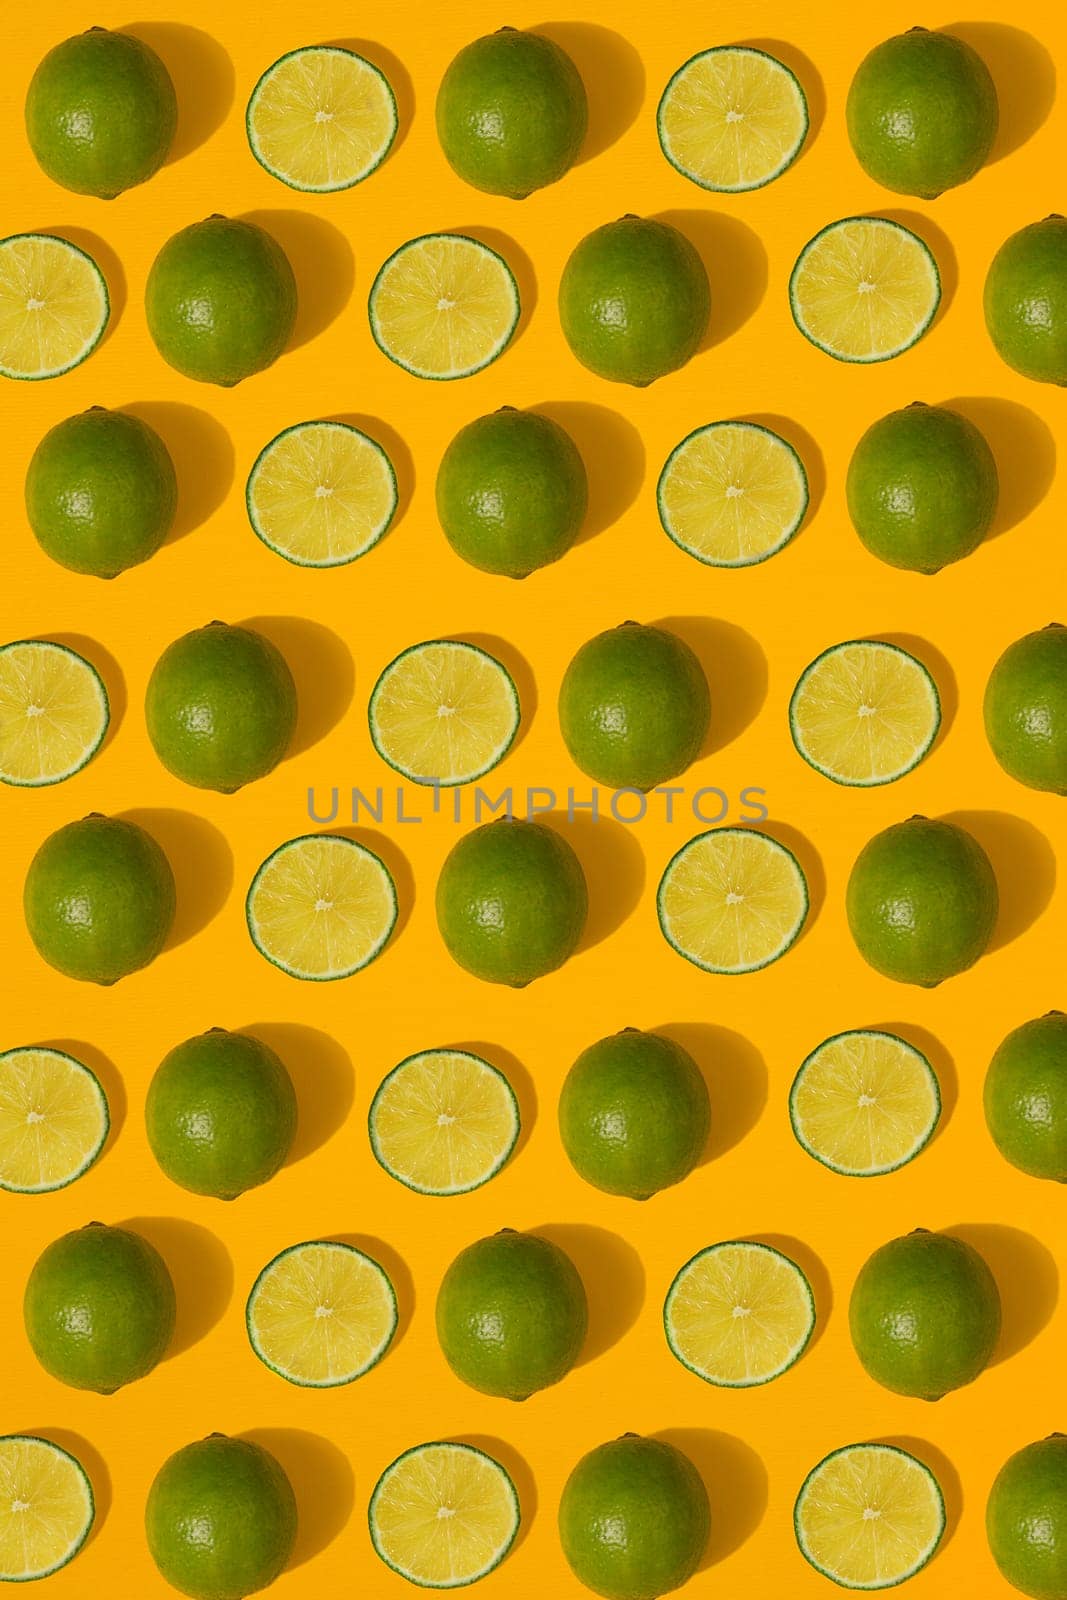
[560, 1029, 710, 1200]
[846, 402, 998, 574]
[25, 27, 176, 199]
[24, 813, 175, 985]
[145, 1434, 297, 1600]
[435, 407, 588, 578]
[436, 818, 587, 987]
[985, 1013, 1067, 1182]
[435, 1228, 587, 1400]
[146, 1029, 297, 1200]
[558, 621, 710, 790]
[436, 27, 587, 198]
[559, 216, 710, 387]
[988, 1435, 1067, 1600]
[146, 216, 297, 387]
[846, 27, 997, 198]
[984, 625, 1067, 794]
[985, 217, 1067, 386]
[559, 1434, 710, 1600]
[846, 817, 998, 987]
[145, 622, 297, 793]
[23, 1222, 175, 1394]
[25, 406, 177, 579]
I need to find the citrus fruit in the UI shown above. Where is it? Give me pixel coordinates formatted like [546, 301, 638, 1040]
[789, 1029, 941, 1178]
[0, 233, 109, 381]
[146, 1028, 297, 1200]
[24, 1221, 176, 1393]
[0, 1045, 110, 1194]
[988, 1435, 1067, 1600]
[845, 401, 999, 574]
[846, 28, 997, 198]
[245, 420, 397, 568]
[0, 640, 109, 787]
[369, 639, 520, 786]
[558, 1028, 710, 1200]
[985, 216, 1067, 385]
[24, 813, 176, 985]
[849, 1228, 1001, 1400]
[984, 625, 1067, 794]
[369, 1047, 520, 1195]
[369, 232, 520, 380]
[435, 818, 588, 987]
[984, 1012, 1067, 1182]
[658, 45, 808, 192]
[559, 1434, 710, 1600]
[435, 1228, 587, 1400]
[559, 621, 710, 791]
[435, 406, 588, 579]
[145, 621, 297, 793]
[146, 216, 297, 387]
[846, 816, 998, 987]
[145, 1434, 297, 1600]
[657, 419, 808, 568]
[0, 1435, 95, 1582]
[246, 832, 398, 981]
[246, 1239, 397, 1387]
[795, 1442, 945, 1590]
[789, 216, 940, 363]
[25, 27, 177, 198]
[246, 45, 397, 193]
[789, 640, 941, 786]
[559, 215, 710, 386]
[664, 1239, 816, 1387]
[369, 1440, 521, 1588]
[657, 826, 809, 975]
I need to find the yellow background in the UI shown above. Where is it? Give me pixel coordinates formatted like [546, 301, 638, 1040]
[2, 2, 1065, 1595]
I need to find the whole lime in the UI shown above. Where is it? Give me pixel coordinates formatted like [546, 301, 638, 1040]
[846, 817, 998, 987]
[25, 27, 177, 198]
[145, 622, 297, 793]
[846, 27, 997, 199]
[988, 1435, 1067, 1600]
[146, 217, 297, 386]
[146, 1028, 297, 1200]
[23, 1221, 176, 1393]
[24, 813, 176, 985]
[559, 216, 710, 386]
[436, 818, 588, 986]
[985, 1013, 1067, 1182]
[436, 1228, 587, 1400]
[436, 27, 587, 198]
[146, 1433, 297, 1600]
[846, 402, 998, 573]
[435, 407, 588, 578]
[559, 1029, 710, 1200]
[559, 621, 710, 790]
[849, 1229, 1000, 1400]
[985, 217, 1067, 385]
[25, 406, 177, 578]
[984, 625, 1067, 794]
[559, 1433, 710, 1600]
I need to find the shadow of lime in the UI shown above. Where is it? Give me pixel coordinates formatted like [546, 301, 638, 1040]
[241, 1023, 353, 1164]
[118, 808, 233, 950]
[652, 1428, 767, 1568]
[943, 396, 1056, 541]
[454, 1040, 537, 1161]
[872, 1435, 963, 1551]
[124, 23, 234, 161]
[38, 228, 125, 345]
[745, 1232, 832, 1354]
[22, 1429, 111, 1545]
[240, 211, 354, 350]
[40, 1037, 126, 1155]
[240, 614, 354, 758]
[121, 1216, 233, 1358]
[46, 634, 125, 754]
[877, 633, 958, 749]
[452, 225, 537, 348]
[239, 1428, 354, 1569]
[326, 38, 415, 158]
[326, 1234, 414, 1353]
[124, 402, 234, 544]
[740, 38, 826, 149]
[940, 810, 1055, 952]
[946, 1223, 1057, 1365]
[653, 615, 768, 757]
[452, 631, 536, 755]
[653, 1022, 767, 1163]
[325, 412, 415, 534]
[539, 811, 646, 954]
[534, 1223, 644, 1365]
[759, 820, 826, 940]
[448, 1434, 537, 1552]
[320, 826, 415, 944]
[870, 1022, 958, 1136]
[652, 209, 767, 350]
[943, 23, 1055, 162]
[877, 210, 957, 325]
[534, 22, 644, 162]
[532, 401, 645, 544]
[738, 411, 826, 528]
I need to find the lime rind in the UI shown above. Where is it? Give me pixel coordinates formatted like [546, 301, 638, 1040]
[788, 639, 942, 788]
[368, 232, 521, 381]
[0, 1434, 95, 1580]
[794, 1442, 945, 1590]
[663, 1239, 816, 1388]
[789, 216, 941, 364]
[245, 419, 398, 569]
[0, 639, 110, 788]
[368, 639, 521, 787]
[245, 832, 399, 982]
[368, 1048, 521, 1196]
[368, 1440, 521, 1589]
[788, 1029, 942, 1178]
[656, 826, 810, 975]
[0, 1046, 110, 1194]
[656, 419, 809, 568]
[245, 1238, 398, 1388]
[0, 233, 110, 381]
[657, 45, 809, 193]
[246, 45, 398, 193]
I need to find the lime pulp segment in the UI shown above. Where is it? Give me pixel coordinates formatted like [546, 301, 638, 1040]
[369, 1049, 521, 1195]
[246, 1239, 398, 1386]
[790, 1030, 941, 1177]
[657, 420, 808, 567]
[0, 234, 109, 380]
[795, 1443, 945, 1590]
[0, 640, 109, 787]
[0, 1434, 95, 1581]
[665, 1239, 816, 1386]
[0, 1046, 109, 1194]
[789, 640, 941, 787]
[657, 826, 809, 974]
[369, 233, 520, 380]
[246, 833, 398, 980]
[789, 217, 940, 363]
[369, 640, 521, 786]
[247, 45, 398, 193]
[246, 420, 398, 567]
[369, 1440, 521, 1588]
[658, 46, 808, 192]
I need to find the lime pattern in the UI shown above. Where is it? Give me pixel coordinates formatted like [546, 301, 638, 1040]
[664, 1240, 816, 1387]
[246, 1239, 398, 1387]
[789, 639, 941, 787]
[0, 233, 109, 380]
[0, 1434, 95, 1581]
[369, 1048, 520, 1195]
[0, 640, 110, 787]
[369, 639, 520, 786]
[368, 233, 520, 380]
[246, 45, 398, 193]
[789, 1030, 941, 1177]
[794, 1442, 945, 1590]
[0, 1046, 110, 1194]
[657, 420, 809, 567]
[369, 1440, 521, 1588]
[789, 217, 941, 363]
[246, 833, 398, 981]
[246, 420, 398, 568]
[658, 46, 809, 192]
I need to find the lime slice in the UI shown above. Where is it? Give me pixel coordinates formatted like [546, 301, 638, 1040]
[369, 640, 520, 787]
[664, 1239, 816, 1387]
[369, 1440, 520, 1589]
[246, 420, 397, 568]
[369, 233, 520, 380]
[789, 217, 940, 363]
[790, 1030, 941, 1178]
[0, 1046, 109, 1194]
[0, 640, 109, 787]
[246, 45, 397, 193]
[657, 826, 809, 974]
[0, 1434, 94, 1580]
[0, 234, 109, 381]
[795, 1442, 945, 1590]
[790, 640, 941, 787]
[246, 833, 398, 981]
[246, 1239, 397, 1387]
[658, 46, 808, 193]
[369, 1048, 520, 1196]
[657, 420, 808, 567]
